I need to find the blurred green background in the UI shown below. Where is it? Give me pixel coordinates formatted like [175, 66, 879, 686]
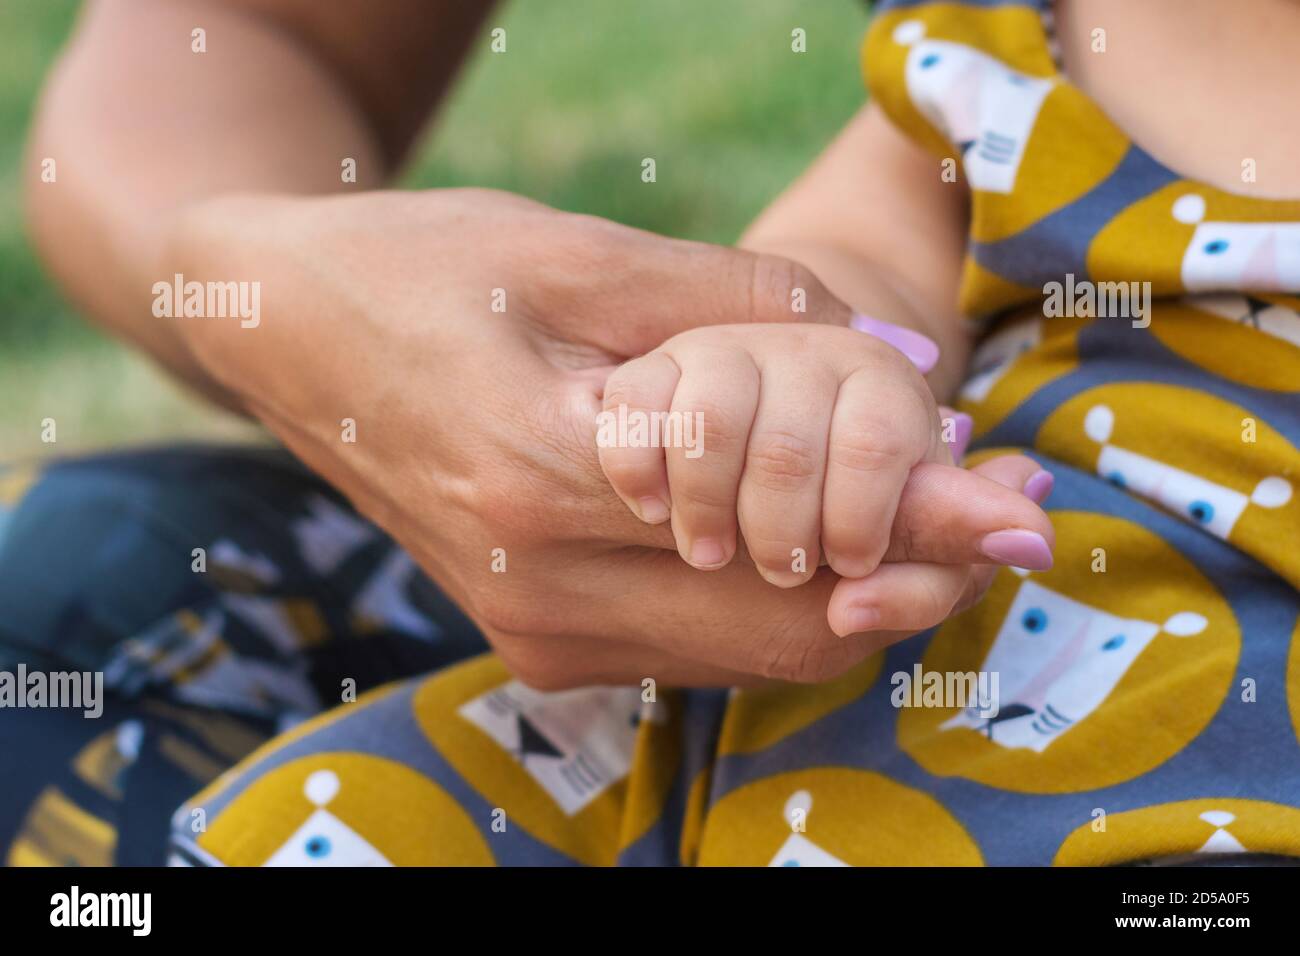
[1, 0, 869, 460]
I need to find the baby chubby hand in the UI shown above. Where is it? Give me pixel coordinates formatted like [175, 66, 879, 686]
[596, 318, 1054, 604]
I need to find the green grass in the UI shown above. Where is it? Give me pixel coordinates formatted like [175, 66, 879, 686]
[0, 0, 869, 459]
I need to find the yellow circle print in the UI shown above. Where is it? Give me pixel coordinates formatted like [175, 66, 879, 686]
[1150, 295, 1300, 394]
[413, 655, 680, 867]
[196, 753, 494, 866]
[1037, 382, 1300, 586]
[716, 654, 883, 757]
[1286, 614, 1300, 747]
[696, 768, 982, 866]
[1055, 799, 1300, 865]
[898, 511, 1239, 793]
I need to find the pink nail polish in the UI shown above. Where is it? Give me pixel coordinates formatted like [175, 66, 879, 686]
[950, 412, 973, 460]
[1022, 469, 1054, 505]
[978, 529, 1053, 571]
[850, 313, 940, 374]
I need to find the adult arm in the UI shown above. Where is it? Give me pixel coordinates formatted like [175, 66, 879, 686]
[24, 0, 494, 409]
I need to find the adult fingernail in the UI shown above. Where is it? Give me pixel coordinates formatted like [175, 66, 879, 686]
[1022, 469, 1054, 505]
[949, 412, 973, 460]
[638, 495, 671, 524]
[688, 537, 727, 569]
[850, 313, 940, 374]
[978, 529, 1053, 571]
[841, 606, 881, 635]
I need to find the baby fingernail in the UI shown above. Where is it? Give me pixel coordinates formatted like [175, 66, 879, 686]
[978, 529, 1053, 571]
[758, 566, 808, 589]
[638, 495, 671, 524]
[850, 313, 941, 374]
[688, 537, 727, 569]
[948, 412, 973, 460]
[841, 606, 881, 635]
[1021, 469, 1055, 505]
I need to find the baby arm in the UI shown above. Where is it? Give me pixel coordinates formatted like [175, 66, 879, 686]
[741, 103, 973, 403]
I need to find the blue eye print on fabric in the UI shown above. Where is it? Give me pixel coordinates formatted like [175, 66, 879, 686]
[1105, 470, 1127, 488]
[305, 836, 331, 859]
[1203, 239, 1229, 255]
[1101, 635, 1126, 652]
[920, 53, 940, 68]
[1188, 500, 1215, 523]
[1022, 608, 1048, 633]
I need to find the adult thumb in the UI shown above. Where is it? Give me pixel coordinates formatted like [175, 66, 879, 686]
[559, 227, 935, 374]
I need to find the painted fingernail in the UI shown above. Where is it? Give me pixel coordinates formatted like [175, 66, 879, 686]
[1021, 469, 1055, 505]
[841, 606, 881, 635]
[850, 313, 940, 374]
[949, 412, 973, 460]
[638, 495, 671, 524]
[978, 529, 1053, 571]
[688, 537, 727, 569]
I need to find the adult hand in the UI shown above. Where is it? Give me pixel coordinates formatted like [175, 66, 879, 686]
[165, 187, 1051, 688]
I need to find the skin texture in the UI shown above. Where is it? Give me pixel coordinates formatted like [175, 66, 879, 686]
[1056, 0, 1300, 199]
[603, 323, 969, 585]
[24, 0, 1066, 688]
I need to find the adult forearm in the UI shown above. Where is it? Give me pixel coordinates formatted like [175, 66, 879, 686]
[23, 0, 487, 409]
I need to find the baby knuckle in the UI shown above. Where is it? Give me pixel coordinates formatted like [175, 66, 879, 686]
[678, 399, 744, 457]
[673, 480, 737, 513]
[828, 421, 909, 474]
[746, 430, 820, 489]
[602, 367, 660, 414]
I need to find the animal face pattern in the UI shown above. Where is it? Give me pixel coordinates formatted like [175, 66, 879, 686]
[1186, 293, 1300, 351]
[960, 315, 1042, 402]
[697, 769, 983, 866]
[901, 510, 1238, 793]
[458, 681, 656, 816]
[1195, 810, 1246, 854]
[182, 747, 496, 866]
[1142, 296, 1300, 394]
[768, 791, 849, 867]
[1083, 403, 1293, 541]
[263, 769, 392, 867]
[894, 19, 1053, 195]
[1053, 799, 1300, 864]
[942, 571, 1206, 752]
[1174, 194, 1300, 293]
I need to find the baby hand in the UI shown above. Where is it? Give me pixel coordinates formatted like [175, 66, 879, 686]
[598, 321, 1049, 588]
